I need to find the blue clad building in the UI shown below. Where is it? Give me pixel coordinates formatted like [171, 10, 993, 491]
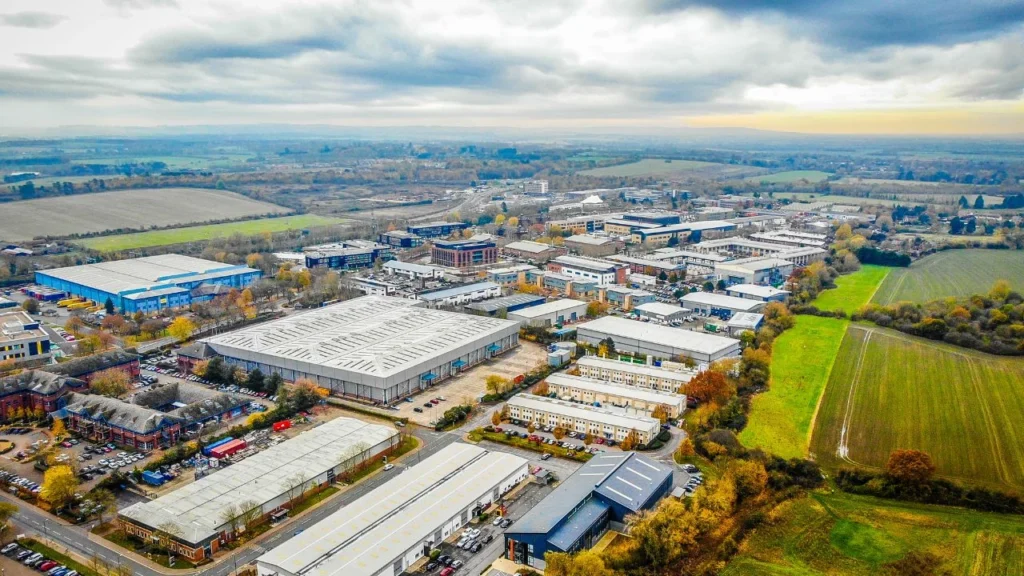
[505, 452, 673, 569]
[35, 254, 261, 314]
[407, 221, 470, 238]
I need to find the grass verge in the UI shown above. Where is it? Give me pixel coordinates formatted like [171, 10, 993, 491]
[467, 428, 593, 462]
[20, 538, 101, 576]
[287, 486, 340, 517]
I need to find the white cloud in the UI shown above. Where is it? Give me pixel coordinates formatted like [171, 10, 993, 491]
[0, 0, 1020, 129]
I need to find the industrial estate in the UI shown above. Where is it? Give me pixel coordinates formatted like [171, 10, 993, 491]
[1, 116, 1023, 576]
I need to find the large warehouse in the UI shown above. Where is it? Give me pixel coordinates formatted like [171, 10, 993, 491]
[256, 443, 528, 576]
[507, 298, 589, 327]
[505, 452, 673, 569]
[35, 254, 261, 313]
[576, 316, 741, 363]
[546, 373, 686, 418]
[199, 295, 520, 403]
[119, 417, 398, 561]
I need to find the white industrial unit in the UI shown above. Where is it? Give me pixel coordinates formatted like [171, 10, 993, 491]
[575, 356, 695, 392]
[505, 394, 661, 443]
[256, 443, 528, 576]
[576, 316, 741, 363]
[546, 373, 686, 418]
[508, 299, 589, 327]
[200, 296, 520, 402]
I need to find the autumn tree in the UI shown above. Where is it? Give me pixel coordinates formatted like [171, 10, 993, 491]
[586, 301, 609, 318]
[490, 410, 502, 426]
[527, 422, 536, 433]
[650, 404, 671, 424]
[683, 370, 734, 405]
[485, 374, 510, 396]
[582, 433, 593, 445]
[552, 427, 566, 440]
[0, 501, 18, 538]
[89, 368, 130, 397]
[91, 489, 116, 525]
[989, 279, 1012, 301]
[51, 418, 67, 439]
[168, 316, 196, 341]
[64, 316, 85, 335]
[674, 437, 695, 462]
[544, 549, 615, 576]
[886, 449, 936, 484]
[729, 459, 768, 501]
[41, 465, 78, 511]
[191, 359, 209, 377]
[620, 429, 640, 451]
[533, 380, 549, 396]
[21, 298, 39, 314]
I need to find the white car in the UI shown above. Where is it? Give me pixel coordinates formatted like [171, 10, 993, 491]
[383, 464, 394, 471]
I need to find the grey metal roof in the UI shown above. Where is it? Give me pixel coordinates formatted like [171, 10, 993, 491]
[547, 498, 610, 551]
[465, 294, 545, 313]
[62, 393, 180, 434]
[0, 370, 83, 397]
[417, 282, 500, 301]
[133, 382, 248, 422]
[44, 349, 139, 378]
[509, 452, 672, 535]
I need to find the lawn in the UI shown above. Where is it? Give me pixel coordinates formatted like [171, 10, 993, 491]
[578, 158, 722, 177]
[723, 491, 1024, 575]
[738, 316, 849, 460]
[746, 170, 832, 184]
[813, 265, 891, 314]
[810, 325, 1024, 491]
[872, 250, 1024, 305]
[78, 214, 345, 252]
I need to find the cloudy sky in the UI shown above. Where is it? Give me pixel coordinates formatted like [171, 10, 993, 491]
[1, 0, 1022, 135]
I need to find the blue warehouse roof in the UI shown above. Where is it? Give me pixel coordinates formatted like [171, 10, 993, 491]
[509, 452, 673, 536]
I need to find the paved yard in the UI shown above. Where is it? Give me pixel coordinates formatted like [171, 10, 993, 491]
[394, 342, 548, 427]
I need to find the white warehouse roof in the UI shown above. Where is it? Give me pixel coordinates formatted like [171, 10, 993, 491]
[726, 284, 790, 299]
[257, 443, 527, 576]
[681, 292, 766, 312]
[634, 302, 690, 317]
[383, 260, 440, 274]
[507, 394, 660, 431]
[576, 316, 741, 357]
[546, 373, 685, 407]
[38, 254, 255, 296]
[201, 295, 519, 386]
[119, 418, 398, 546]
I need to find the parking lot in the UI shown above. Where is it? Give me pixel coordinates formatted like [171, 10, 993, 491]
[393, 342, 548, 427]
[497, 421, 625, 456]
[1, 541, 82, 576]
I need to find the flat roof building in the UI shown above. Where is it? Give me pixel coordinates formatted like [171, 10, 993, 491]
[633, 302, 690, 323]
[0, 311, 51, 365]
[563, 234, 622, 257]
[507, 299, 589, 328]
[575, 356, 694, 392]
[502, 240, 566, 263]
[576, 316, 741, 363]
[465, 293, 545, 316]
[727, 312, 765, 336]
[631, 220, 737, 245]
[549, 256, 628, 287]
[120, 417, 400, 561]
[681, 292, 766, 319]
[546, 373, 686, 418]
[505, 452, 673, 569]
[199, 296, 520, 403]
[383, 260, 443, 280]
[725, 283, 790, 302]
[35, 255, 261, 314]
[303, 240, 394, 271]
[607, 255, 686, 276]
[714, 257, 794, 286]
[505, 394, 661, 444]
[431, 238, 498, 268]
[377, 230, 424, 248]
[256, 443, 528, 576]
[407, 221, 470, 238]
[486, 264, 537, 286]
[416, 281, 501, 307]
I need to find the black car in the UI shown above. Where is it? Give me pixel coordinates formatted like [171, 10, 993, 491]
[483, 534, 494, 544]
[423, 403, 433, 408]
[425, 561, 437, 571]
[470, 543, 482, 553]
[438, 555, 452, 566]
[414, 407, 424, 413]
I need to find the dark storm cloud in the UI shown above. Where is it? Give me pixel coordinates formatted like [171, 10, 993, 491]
[0, 11, 67, 29]
[646, 0, 1024, 49]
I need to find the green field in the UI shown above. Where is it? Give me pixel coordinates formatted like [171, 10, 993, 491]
[738, 316, 849, 459]
[77, 214, 346, 251]
[578, 158, 721, 177]
[813, 265, 891, 314]
[873, 250, 1024, 305]
[746, 170, 833, 184]
[71, 154, 253, 169]
[810, 325, 1024, 491]
[724, 491, 1024, 575]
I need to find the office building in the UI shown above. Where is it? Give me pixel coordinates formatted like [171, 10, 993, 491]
[502, 240, 567, 263]
[407, 221, 470, 238]
[576, 316, 741, 363]
[548, 256, 628, 287]
[575, 356, 694, 392]
[546, 373, 686, 418]
[431, 238, 498, 268]
[0, 311, 52, 364]
[505, 394, 661, 444]
[304, 240, 394, 271]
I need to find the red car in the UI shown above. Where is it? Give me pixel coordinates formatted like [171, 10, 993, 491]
[39, 561, 57, 571]
[595, 438, 605, 445]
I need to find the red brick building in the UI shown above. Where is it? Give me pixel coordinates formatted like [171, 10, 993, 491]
[431, 238, 498, 268]
[44, 348, 141, 384]
[0, 371, 85, 420]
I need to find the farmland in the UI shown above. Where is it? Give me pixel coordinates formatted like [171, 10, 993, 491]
[810, 325, 1024, 491]
[745, 170, 832, 184]
[69, 154, 253, 169]
[738, 316, 849, 460]
[724, 491, 1024, 576]
[813, 265, 890, 314]
[873, 250, 1024, 304]
[578, 158, 723, 177]
[0, 188, 290, 242]
[77, 214, 346, 252]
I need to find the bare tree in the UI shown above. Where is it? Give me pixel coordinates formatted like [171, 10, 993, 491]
[220, 503, 240, 536]
[239, 500, 262, 532]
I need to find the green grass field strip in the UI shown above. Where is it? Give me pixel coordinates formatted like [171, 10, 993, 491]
[873, 250, 1024, 304]
[810, 324, 1024, 491]
[723, 490, 1024, 576]
[813, 265, 891, 314]
[578, 158, 721, 177]
[738, 315, 849, 459]
[77, 214, 346, 251]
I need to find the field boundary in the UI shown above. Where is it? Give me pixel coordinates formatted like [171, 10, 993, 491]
[803, 319, 850, 461]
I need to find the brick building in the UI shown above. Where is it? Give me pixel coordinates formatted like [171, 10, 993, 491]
[431, 238, 498, 268]
[0, 371, 84, 421]
[44, 348, 141, 384]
